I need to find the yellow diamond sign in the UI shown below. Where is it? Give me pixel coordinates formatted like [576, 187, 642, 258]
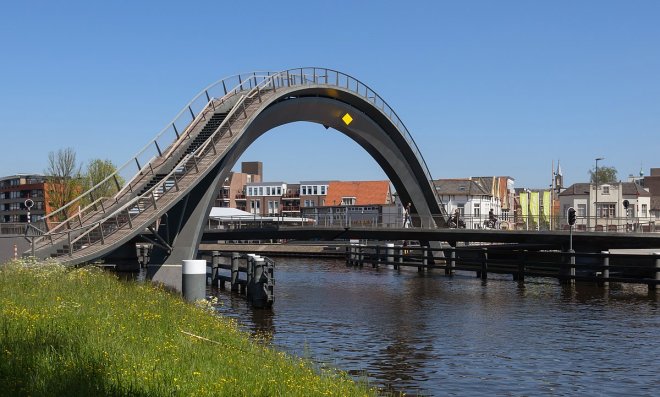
[342, 113, 353, 125]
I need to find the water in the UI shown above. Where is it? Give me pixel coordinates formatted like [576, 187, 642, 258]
[209, 258, 659, 396]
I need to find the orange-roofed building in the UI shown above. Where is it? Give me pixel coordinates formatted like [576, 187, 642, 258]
[301, 180, 399, 227]
[324, 180, 393, 207]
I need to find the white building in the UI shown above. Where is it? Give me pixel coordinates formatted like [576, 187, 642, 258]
[433, 179, 503, 229]
[558, 182, 653, 231]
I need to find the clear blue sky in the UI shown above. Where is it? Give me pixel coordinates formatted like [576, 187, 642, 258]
[1, 0, 658, 189]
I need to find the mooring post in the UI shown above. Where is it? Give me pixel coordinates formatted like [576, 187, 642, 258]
[396, 246, 403, 270]
[601, 251, 610, 288]
[358, 244, 364, 267]
[446, 249, 456, 276]
[420, 247, 427, 273]
[651, 253, 660, 293]
[569, 249, 576, 285]
[374, 245, 380, 268]
[516, 249, 526, 283]
[480, 248, 488, 280]
[212, 250, 220, 288]
[182, 259, 206, 302]
[231, 252, 240, 292]
[386, 243, 394, 264]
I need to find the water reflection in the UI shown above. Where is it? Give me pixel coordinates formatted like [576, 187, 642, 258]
[209, 258, 659, 396]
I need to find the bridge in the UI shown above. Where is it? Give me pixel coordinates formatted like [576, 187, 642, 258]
[25, 68, 448, 287]
[202, 226, 660, 251]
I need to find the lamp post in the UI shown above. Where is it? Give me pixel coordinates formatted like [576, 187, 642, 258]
[595, 157, 604, 230]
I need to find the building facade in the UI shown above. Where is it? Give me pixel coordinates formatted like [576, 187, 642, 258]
[558, 182, 653, 231]
[215, 161, 262, 211]
[433, 179, 503, 229]
[0, 174, 49, 225]
[300, 180, 394, 226]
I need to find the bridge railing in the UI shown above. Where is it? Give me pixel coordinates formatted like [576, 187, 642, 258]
[36, 67, 450, 252]
[274, 67, 448, 221]
[34, 71, 279, 240]
[51, 73, 283, 256]
[207, 212, 658, 234]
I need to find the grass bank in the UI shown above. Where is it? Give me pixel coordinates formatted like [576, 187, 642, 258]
[0, 259, 376, 396]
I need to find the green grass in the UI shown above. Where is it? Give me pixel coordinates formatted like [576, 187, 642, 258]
[0, 259, 377, 396]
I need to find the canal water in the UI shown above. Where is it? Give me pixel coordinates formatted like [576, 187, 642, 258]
[209, 258, 659, 396]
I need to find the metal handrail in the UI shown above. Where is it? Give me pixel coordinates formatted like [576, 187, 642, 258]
[38, 72, 278, 231]
[63, 90, 255, 254]
[42, 67, 449, 256]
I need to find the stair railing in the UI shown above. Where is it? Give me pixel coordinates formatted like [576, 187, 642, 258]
[36, 72, 278, 242]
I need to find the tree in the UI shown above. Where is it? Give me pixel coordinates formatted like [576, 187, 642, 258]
[45, 147, 83, 221]
[589, 166, 618, 184]
[84, 158, 123, 200]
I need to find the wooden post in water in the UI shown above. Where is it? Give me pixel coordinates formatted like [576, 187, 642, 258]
[479, 248, 488, 280]
[231, 252, 240, 292]
[386, 243, 394, 265]
[420, 247, 427, 273]
[651, 253, 660, 293]
[212, 251, 220, 288]
[601, 251, 610, 288]
[515, 249, 526, 283]
[374, 245, 380, 268]
[396, 246, 403, 270]
[569, 249, 576, 285]
[446, 249, 456, 276]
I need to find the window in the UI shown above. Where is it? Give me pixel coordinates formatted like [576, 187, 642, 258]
[258, 187, 263, 196]
[342, 197, 356, 205]
[597, 203, 615, 218]
[642, 204, 648, 217]
[302, 186, 307, 195]
[266, 187, 271, 195]
[473, 203, 480, 217]
[313, 186, 318, 195]
[602, 186, 610, 195]
[457, 203, 464, 215]
[273, 201, 279, 214]
[577, 204, 586, 217]
[268, 201, 273, 214]
[320, 185, 326, 195]
[277, 187, 282, 195]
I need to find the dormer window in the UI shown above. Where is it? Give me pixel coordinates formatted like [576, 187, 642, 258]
[341, 197, 356, 205]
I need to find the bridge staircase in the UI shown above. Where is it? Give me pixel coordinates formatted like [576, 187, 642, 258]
[30, 78, 279, 264]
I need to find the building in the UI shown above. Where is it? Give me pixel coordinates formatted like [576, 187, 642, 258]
[300, 181, 330, 208]
[558, 182, 652, 231]
[245, 181, 287, 215]
[0, 174, 51, 225]
[300, 180, 394, 227]
[642, 168, 660, 221]
[433, 178, 503, 229]
[215, 161, 262, 210]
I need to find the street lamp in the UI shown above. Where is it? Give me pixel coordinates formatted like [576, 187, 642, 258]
[595, 157, 604, 230]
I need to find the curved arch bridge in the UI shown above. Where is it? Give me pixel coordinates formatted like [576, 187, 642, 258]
[29, 68, 448, 287]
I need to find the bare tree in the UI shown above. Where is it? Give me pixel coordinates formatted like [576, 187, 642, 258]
[45, 147, 82, 221]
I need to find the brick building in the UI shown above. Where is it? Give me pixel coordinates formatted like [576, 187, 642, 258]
[0, 174, 50, 224]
